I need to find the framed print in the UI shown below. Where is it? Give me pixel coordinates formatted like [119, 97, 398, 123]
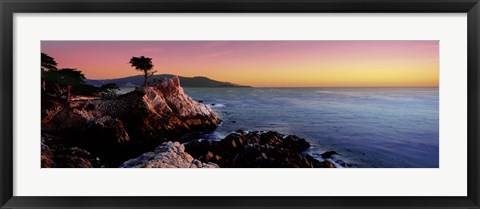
[1, 0, 479, 208]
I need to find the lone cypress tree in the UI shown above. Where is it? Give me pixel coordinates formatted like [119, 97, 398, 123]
[129, 56, 156, 87]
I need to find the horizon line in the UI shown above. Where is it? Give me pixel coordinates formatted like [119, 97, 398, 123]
[86, 74, 438, 89]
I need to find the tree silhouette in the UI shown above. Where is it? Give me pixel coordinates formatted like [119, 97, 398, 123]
[41, 53, 58, 91]
[129, 56, 156, 87]
[44, 68, 86, 101]
[41, 53, 58, 71]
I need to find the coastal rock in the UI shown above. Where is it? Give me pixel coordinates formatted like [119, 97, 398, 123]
[201, 151, 223, 164]
[41, 77, 220, 167]
[231, 143, 311, 168]
[305, 155, 336, 168]
[41, 103, 130, 144]
[41, 135, 101, 168]
[88, 76, 221, 141]
[42, 76, 219, 143]
[282, 135, 311, 152]
[259, 131, 283, 146]
[185, 131, 336, 168]
[321, 151, 338, 159]
[41, 140, 56, 168]
[219, 133, 244, 152]
[318, 160, 337, 168]
[85, 116, 130, 144]
[182, 139, 216, 157]
[53, 147, 94, 168]
[120, 141, 219, 168]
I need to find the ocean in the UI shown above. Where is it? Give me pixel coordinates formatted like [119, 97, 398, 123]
[120, 87, 439, 168]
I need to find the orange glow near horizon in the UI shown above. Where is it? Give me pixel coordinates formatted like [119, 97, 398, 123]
[41, 41, 439, 87]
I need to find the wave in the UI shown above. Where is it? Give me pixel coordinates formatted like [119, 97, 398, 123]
[209, 103, 226, 107]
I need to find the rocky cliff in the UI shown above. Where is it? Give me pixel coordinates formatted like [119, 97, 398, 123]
[41, 76, 221, 167]
[89, 76, 221, 141]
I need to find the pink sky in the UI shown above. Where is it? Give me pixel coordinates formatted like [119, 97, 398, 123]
[41, 41, 439, 87]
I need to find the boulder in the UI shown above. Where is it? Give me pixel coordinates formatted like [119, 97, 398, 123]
[120, 141, 219, 168]
[259, 131, 283, 146]
[183, 139, 217, 157]
[283, 135, 311, 152]
[219, 133, 244, 152]
[231, 143, 313, 168]
[321, 151, 339, 159]
[185, 131, 336, 168]
[318, 160, 337, 168]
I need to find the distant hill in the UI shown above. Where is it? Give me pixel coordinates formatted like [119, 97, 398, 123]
[85, 74, 251, 88]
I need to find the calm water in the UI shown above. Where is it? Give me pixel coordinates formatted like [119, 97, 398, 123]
[121, 87, 439, 168]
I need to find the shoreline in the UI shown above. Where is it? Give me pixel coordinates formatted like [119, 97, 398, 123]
[119, 130, 337, 168]
[41, 129, 339, 168]
[41, 76, 338, 168]
[194, 129, 346, 168]
[184, 87, 439, 168]
[41, 76, 439, 168]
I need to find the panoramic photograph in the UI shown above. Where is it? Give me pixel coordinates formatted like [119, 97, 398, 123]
[40, 41, 439, 168]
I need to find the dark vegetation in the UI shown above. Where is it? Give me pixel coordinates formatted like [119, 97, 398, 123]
[129, 56, 156, 87]
[41, 53, 122, 100]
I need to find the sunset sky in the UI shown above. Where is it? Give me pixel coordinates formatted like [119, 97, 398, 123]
[41, 41, 439, 87]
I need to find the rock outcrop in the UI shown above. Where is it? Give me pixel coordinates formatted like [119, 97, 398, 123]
[41, 134, 105, 168]
[89, 76, 221, 141]
[41, 140, 56, 168]
[42, 76, 219, 142]
[120, 141, 219, 168]
[42, 105, 130, 144]
[41, 76, 221, 167]
[185, 131, 336, 168]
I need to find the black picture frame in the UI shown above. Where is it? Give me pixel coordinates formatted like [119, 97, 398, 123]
[1, 0, 479, 208]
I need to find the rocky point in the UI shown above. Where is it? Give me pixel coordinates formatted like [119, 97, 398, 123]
[41, 76, 221, 167]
